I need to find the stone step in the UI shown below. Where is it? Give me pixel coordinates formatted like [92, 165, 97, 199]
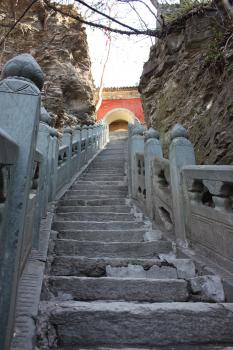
[63, 195, 127, 201]
[58, 198, 126, 207]
[91, 160, 125, 164]
[43, 301, 233, 347]
[56, 205, 131, 213]
[55, 213, 135, 222]
[71, 184, 128, 191]
[53, 240, 172, 258]
[88, 166, 125, 169]
[79, 176, 126, 181]
[96, 157, 125, 160]
[66, 189, 128, 195]
[52, 220, 145, 231]
[49, 346, 233, 350]
[43, 277, 188, 302]
[73, 181, 126, 186]
[84, 168, 125, 172]
[56, 229, 146, 242]
[50, 256, 195, 279]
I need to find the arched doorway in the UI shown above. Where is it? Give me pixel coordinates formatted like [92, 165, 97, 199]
[103, 108, 138, 132]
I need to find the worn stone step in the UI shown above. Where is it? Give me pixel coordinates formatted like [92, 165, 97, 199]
[71, 184, 128, 191]
[96, 157, 125, 160]
[73, 181, 126, 186]
[63, 195, 127, 201]
[44, 301, 233, 347]
[85, 168, 125, 172]
[56, 205, 131, 213]
[53, 220, 145, 231]
[51, 346, 233, 350]
[88, 164, 124, 173]
[44, 277, 188, 302]
[50, 256, 195, 279]
[82, 169, 125, 173]
[56, 229, 146, 242]
[53, 240, 172, 258]
[79, 176, 126, 181]
[59, 198, 126, 207]
[55, 213, 135, 222]
[91, 160, 125, 164]
[64, 190, 127, 197]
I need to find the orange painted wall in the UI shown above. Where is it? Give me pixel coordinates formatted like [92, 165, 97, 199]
[97, 98, 145, 123]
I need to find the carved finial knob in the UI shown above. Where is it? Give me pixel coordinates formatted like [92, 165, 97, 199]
[132, 124, 144, 136]
[82, 125, 88, 129]
[40, 106, 51, 125]
[49, 127, 59, 137]
[75, 125, 81, 130]
[170, 123, 188, 140]
[1, 54, 44, 90]
[145, 127, 160, 141]
[63, 127, 72, 134]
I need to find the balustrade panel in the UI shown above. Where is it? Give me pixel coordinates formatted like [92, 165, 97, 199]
[183, 165, 233, 272]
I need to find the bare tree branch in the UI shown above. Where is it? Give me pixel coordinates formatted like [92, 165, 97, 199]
[43, 0, 163, 37]
[117, 0, 158, 21]
[0, 0, 39, 47]
[74, 0, 141, 33]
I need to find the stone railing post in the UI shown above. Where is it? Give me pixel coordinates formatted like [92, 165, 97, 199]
[130, 125, 145, 199]
[0, 54, 43, 349]
[93, 125, 97, 155]
[49, 127, 59, 201]
[144, 128, 163, 219]
[88, 125, 93, 160]
[73, 126, 81, 173]
[100, 123, 105, 148]
[46, 126, 57, 202]
[106, 123, 110, 143]
[127, 123, 134, 197]
[169, 124, 196, 248]
[36, 107, 51, 217]
[82, 125, 88, 164]
[62, 127, 73, 183]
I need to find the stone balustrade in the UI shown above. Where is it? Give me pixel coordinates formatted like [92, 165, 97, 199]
[128, 122, 233, 273]
[0, 54, 108, 350]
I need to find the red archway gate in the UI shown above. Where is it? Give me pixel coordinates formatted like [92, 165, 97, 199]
[96, 87, 145, 130]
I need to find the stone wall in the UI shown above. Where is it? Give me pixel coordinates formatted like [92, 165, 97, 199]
[139, 7, 233, 165]
[0, 0, 96, 128]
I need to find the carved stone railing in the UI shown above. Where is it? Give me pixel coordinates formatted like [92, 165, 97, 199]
[182, 165, 233, 272]
[128, 122, 233, 274]
[0, 54, 108, 349]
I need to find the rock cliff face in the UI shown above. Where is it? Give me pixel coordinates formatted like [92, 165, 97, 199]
[139, 7, 233, 164]
[0, 0, 95, 128]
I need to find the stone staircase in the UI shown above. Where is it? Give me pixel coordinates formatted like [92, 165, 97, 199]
[37, 138, 233, 349]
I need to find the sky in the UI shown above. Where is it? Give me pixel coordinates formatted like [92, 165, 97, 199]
[58, 1, 158, 87]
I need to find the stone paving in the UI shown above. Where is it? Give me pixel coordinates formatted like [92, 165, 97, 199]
[36, 137, 233, 349]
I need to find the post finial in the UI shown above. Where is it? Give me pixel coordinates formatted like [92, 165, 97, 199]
[145, 127, 160, 141]
[40, 106, 51, 125]
[1, 54, 44, 90]
[170, 123, 188, 140]
[132, 124, 144, 136]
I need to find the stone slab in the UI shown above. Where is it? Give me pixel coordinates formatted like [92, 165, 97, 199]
[44, 277, 188, 302]
[54, 212, 135, 222]
[53, 240, 172, 258]
[52, 220, 145, 231]
[45, 301, 233, 347]
[56, 229, 146, 242]
[56, 205, 130, 213]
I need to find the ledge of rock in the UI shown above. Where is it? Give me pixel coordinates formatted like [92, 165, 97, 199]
[0, 0, 96, 128]
[139, 6, 233, 164]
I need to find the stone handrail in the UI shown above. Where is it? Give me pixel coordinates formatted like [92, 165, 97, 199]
[128, 122, 233, 275]
[0, 54, 108, 349]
